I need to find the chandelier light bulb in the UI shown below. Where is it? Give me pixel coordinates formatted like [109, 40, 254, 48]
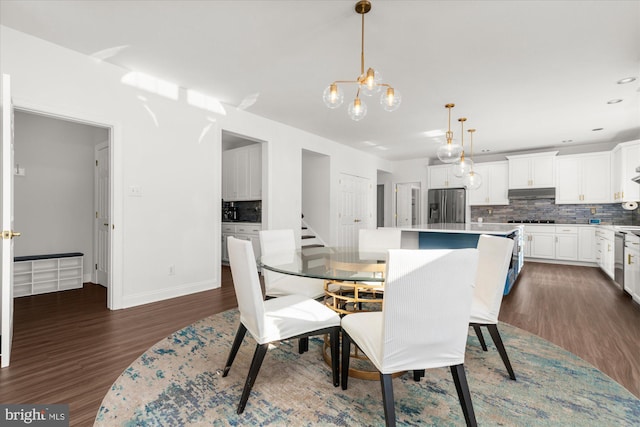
[323, 83, 344, 109]
[361, 68, 383, 96]
[437, 142, 463, 163]
[452, 156, 474, 177]
[348, 97, 367, 121]
[380, 87, 401, 111]
[464, 170, 483, 190]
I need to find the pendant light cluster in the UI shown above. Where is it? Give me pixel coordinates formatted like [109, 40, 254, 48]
[322, 0, 401, 121]
[436, 103, 482, 190]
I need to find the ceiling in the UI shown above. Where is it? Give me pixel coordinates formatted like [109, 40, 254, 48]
[1, 0, 639, 161]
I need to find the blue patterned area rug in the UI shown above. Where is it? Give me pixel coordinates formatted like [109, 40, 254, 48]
[95, 309, 639, 426]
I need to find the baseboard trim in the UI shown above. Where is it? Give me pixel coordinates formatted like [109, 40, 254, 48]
[121, 280, 221, 309]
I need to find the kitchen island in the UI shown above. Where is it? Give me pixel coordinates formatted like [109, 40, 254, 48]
[388, 223, 524, 294]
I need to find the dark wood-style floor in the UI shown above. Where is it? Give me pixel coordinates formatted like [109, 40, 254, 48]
[1, 263, 638, 426]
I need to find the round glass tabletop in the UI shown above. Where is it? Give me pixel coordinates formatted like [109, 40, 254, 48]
[259, 247, 387, 282]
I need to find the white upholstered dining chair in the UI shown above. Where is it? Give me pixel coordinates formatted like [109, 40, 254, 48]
[223, 237, 341, 414]
[259, 229, 326, 300]
[469, 234, 517, 380]
[341, 248, 480, 427]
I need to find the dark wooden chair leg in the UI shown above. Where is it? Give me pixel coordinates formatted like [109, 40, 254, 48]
[450, 364, 477, 427]
[413, 369, 425, 382]
[298, 337, 309, 354]
[341, 331, 351, 390]
[380, 373, 396, 427]
[487, 324, 516, 380]
[237, 343, 269, 414]
[223, 323, 247, 376]
[472, 324, 488, 351]
[330, 326, 340, 387]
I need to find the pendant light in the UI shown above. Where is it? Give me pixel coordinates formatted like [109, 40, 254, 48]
[451, 117, 474, 177]
[322, 0, 401, 121]
[436, 103, 463, 163]
[463, 128, 483, 190]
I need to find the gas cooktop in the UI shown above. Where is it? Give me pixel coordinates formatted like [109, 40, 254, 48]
[507, 219, 556, 224]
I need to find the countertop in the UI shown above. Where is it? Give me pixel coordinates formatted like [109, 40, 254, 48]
[390, 223, 522, 235]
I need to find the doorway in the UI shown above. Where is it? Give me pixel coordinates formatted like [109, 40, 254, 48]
[13, 110, 111, 298]
[395, 182, 421, 226]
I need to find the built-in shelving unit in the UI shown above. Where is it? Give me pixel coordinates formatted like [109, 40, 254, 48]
[13, 253, 84, 297]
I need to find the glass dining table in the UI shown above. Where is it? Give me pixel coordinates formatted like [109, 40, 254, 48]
[259, 246, 390, 380]
[259, 246, 387, 313]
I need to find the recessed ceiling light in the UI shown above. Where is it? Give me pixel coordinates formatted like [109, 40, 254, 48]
[562, 140, 573, 143]
[607, 99, 623, 104]
[362, 140, 377, 146]
[592, 128, 604, 131]
[617, 77, 636, 84]
[424, 129, 445, 138]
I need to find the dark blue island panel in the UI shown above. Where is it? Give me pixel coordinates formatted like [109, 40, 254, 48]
[418, 231, 520, 295]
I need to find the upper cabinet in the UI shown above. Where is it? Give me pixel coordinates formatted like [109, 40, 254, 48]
[556, 152, 611, 204]
[222, 144, 262, 201]
[428, 164, 464, 189]
[611, 140, 640, 203]
[468, 161, 509, 206]
[506, 152, 557, 189]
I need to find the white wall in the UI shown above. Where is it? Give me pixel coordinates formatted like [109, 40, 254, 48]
[1, 26, 394, 307]
[13, 111, 107, 279]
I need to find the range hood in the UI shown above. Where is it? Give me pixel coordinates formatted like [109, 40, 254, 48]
[508, 187, 556, 200]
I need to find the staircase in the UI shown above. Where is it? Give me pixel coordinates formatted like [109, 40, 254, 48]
[301, 216, 325, 248]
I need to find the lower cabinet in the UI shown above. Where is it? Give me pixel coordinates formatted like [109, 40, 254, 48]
[524, 225, 597, 264]
[222, 223, 262, 262]
[595, 228, 615, 279]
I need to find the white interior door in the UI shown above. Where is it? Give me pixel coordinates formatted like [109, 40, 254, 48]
[395, 183, 411, 226]
[94, 141, 110, 287]
[337, 173, 370, 247]
[1, 74, 17, 368]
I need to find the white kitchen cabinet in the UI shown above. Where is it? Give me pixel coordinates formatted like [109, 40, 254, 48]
[468, 161, 509, 206]
[611, 140, 640, 203]
[13, 254, 84, 297]
[507, 152, 557, 189]
[524, 225, 556, 259]
[578, 226, 596, 262]
[596, 228, 615, 279]
[556, 152, 611, 204]
[555, 226, 578, 261]
[624, 234, 640, 304]
[428, 164, 464, 189]
[221, 222, 262, 262]
[222, 144, 262, 201]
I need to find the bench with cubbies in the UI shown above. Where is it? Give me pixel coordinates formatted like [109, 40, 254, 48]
[13, 252, 84, 297]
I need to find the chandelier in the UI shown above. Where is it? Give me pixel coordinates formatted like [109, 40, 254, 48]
[436, 103, 463, 163]
[322, 0, 401, 121]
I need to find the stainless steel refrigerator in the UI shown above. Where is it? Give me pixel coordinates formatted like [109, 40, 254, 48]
[427, 188, 466, 224]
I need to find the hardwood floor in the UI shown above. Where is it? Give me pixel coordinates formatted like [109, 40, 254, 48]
[1, 263, 638, 426]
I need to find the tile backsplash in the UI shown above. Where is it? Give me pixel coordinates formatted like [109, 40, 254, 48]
[471, 199, 639, 225]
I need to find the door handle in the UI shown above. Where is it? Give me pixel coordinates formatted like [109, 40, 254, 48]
[1, 230, 21, 239]
[103, 223, 109, 226]
[354, 219, 361, 223]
